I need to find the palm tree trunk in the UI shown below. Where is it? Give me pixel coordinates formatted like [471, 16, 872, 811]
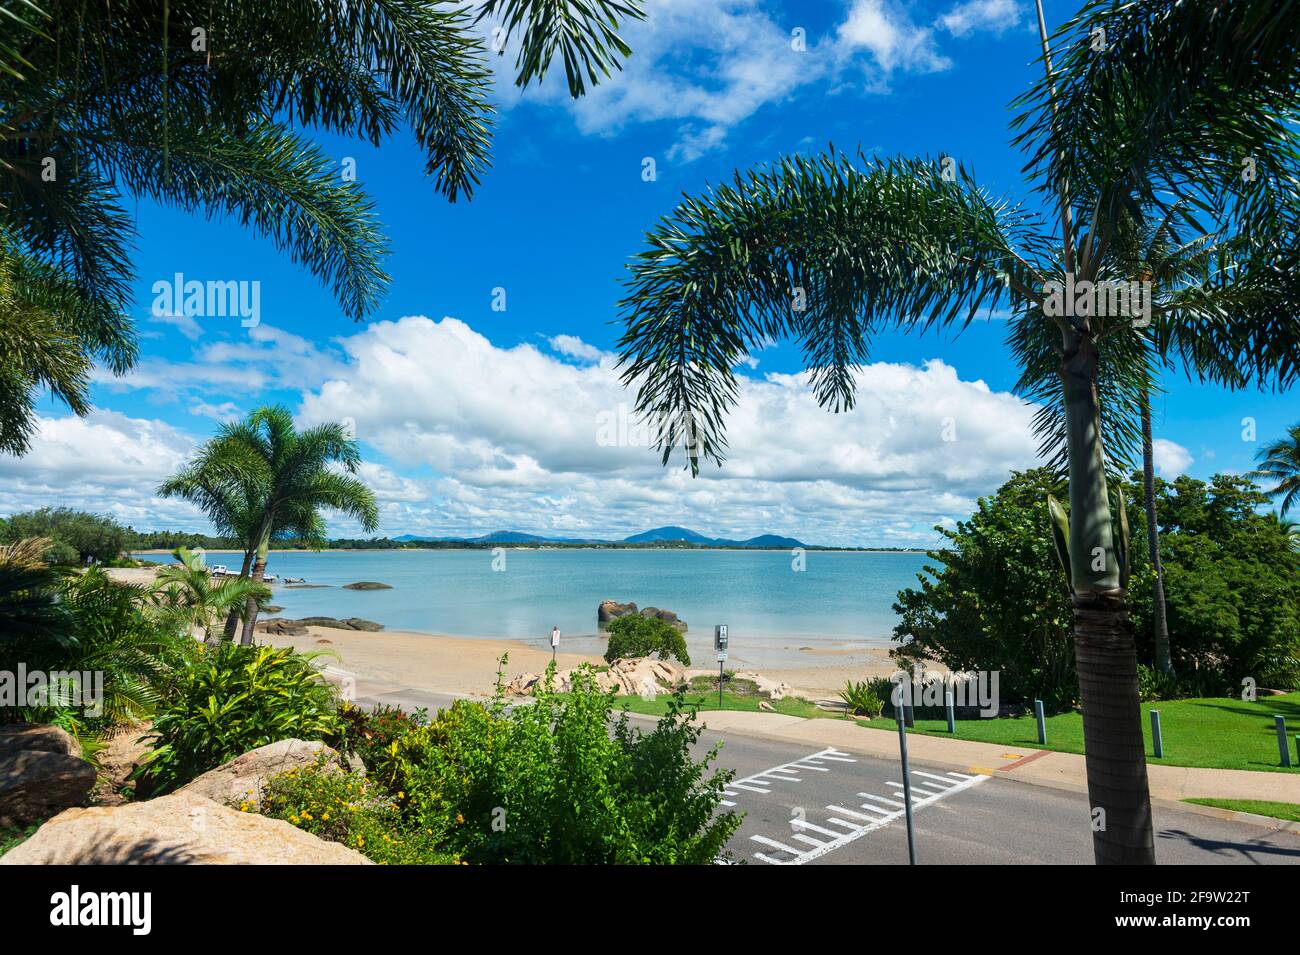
[1140, 382, 1173, 675]
[239, 537, 269, 645]
[1062, 336, 1156, 865]
[221, 549, 254, 641]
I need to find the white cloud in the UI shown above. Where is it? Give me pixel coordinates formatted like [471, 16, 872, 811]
[1152, 439, 1193, 477]
[294, 315, 1042, 545]
[548, 334, 605, 363]
[489, 0, 1017, 161]
[0, 411, 202, 526]
[838, 0, 950, 75]
[938, 0, 1022, 37]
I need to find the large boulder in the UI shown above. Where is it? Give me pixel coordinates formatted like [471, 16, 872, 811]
[342, 581, 392, 590]
[598, 599, 637, 623]
[0, 750, 95, 826]
[258, 618, 308, 636]
[179, 739, 344, 807]
[296, 616, 384, 632]
[0, 790, 371, 865]
[0, 722, 81, 760]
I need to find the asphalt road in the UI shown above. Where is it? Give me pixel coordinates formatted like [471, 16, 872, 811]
[350, 681, 1300, 866]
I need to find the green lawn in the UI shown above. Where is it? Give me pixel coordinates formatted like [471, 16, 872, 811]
[857, 692, 1300, 773]
[1184, 798, 1300, 822]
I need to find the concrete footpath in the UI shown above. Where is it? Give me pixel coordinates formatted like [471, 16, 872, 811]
[324, 665, 1300, 809]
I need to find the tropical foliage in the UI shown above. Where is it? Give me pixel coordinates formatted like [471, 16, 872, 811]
[838, 680, 885, 719]
[0, 0, 643, 454]
[134, 642, 342, 794]
[604, 613, 691, 666]
[894, 470, 1300, 710]
[1251, 424, 1300, 517]
[152, 547, 270, 645]
[158, 405, 379, 643]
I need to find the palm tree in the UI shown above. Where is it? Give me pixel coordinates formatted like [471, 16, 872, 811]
[1251, 425, 1300, 518]
[0, 0, 644, 454]
[0, 537, 74, 642]
[615, 0, 1300, 864]
[153, 546, 269, 646]
[160, 406, 378, 644]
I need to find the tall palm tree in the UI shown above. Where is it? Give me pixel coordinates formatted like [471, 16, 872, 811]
[615, 0, 1300, 864]
[160, 405, 378, 644]
[153, 546, 269, 646]
[0, 0, 644, 454]
[1251, 425, 1300, 517]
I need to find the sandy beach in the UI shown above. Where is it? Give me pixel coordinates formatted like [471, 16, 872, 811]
[107, 565, 900, 701]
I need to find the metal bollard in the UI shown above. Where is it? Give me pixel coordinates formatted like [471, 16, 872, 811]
[1150, 709, 1164, 759]
[1277, 715, 1291, 768]
[945, 687, 955, 734]
[1034, 699, 1046, 744]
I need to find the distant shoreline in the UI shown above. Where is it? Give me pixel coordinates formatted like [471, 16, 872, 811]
[130, 545, 930, 556]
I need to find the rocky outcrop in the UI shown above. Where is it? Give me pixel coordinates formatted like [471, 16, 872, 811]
[597, 600, 688, 632]
[504, 658, 683, 699]
[0, 750, 95, 826]
[0, 790, 371, 865]
[732, 670, 794, 701]
[178, 739, 344, 807]
[343, 581, 392, 590]
[0, 722, 81, 760]
[598, 599, 637, 623]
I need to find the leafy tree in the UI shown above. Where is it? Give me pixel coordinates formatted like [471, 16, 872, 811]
[615, 0, 1300, 863]
[0, 0, 643, 453]
[605, 614, 691, 666]
[0, 507, 128, 563]
[893, 470, 1079, 710]
[1251, 424, 1300, 517]
[159, 405, 378, 643]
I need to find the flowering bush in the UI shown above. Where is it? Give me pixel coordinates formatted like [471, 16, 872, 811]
[258, 756, 455, 865]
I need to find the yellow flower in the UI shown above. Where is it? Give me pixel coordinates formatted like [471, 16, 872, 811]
[455, 813, 464, 825]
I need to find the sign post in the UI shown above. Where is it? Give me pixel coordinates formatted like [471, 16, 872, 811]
[714, 625, 729, 708]
[896, 697, 918, 865]
[550, 626, 560, 665]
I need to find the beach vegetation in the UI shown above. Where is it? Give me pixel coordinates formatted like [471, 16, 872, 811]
[604, 613, 691, 666]
[151, 547, 270, 646]
[134, 642, 341, 794]
[838, 680, 886, 719]
[159, 405, 379, 643]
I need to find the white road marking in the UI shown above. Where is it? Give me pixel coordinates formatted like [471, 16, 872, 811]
[721, 747, 857, 799]
[752, 770, 991, 865]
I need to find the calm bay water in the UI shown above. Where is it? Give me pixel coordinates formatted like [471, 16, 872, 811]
[141, 549, 932, 668]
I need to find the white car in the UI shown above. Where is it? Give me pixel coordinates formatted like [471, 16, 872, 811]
[262, 572, 278, 583]
[210, 564, 228, 576]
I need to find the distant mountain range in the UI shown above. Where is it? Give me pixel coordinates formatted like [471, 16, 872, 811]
[392, 525, 806, 549]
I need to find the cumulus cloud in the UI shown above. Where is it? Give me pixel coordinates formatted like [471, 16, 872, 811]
[938, 0, 1022, 37]
[0, 412, 201, 526]
[295, 315, 1042, 545]
[1152, 438, 1194, 477]
[547, 334, 606, 363]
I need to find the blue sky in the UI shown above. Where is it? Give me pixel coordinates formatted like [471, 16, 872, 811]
[2, 0, 1293, 547]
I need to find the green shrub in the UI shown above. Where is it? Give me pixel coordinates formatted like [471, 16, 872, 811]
[386, 665, 738, 864]
[0, 508, 127, 564]
[330, 702, 428, 781]
[839, 680, 884, 718]
[135, 643, 341, 793]
[258, 756, 456, 865]
[605, 614, 691, 666]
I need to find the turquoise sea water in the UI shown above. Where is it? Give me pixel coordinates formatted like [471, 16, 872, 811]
[138, 548, 931, 668]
